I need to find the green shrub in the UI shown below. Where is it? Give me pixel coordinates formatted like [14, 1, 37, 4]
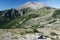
[52, 9, 60, 18]
[50, 32, 58, 36]
[32, 28, 39, 33]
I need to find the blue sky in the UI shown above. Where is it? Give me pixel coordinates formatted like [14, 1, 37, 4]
[0, 0, 60, 10]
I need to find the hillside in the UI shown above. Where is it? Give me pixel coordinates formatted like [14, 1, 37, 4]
[0, 6, 57, 29]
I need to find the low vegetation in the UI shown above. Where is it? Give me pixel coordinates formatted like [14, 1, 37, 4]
[50, 32, 58, 36]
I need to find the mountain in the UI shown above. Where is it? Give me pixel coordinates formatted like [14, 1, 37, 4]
[18, 1, 47, 9]
[0, 1, 60, 29]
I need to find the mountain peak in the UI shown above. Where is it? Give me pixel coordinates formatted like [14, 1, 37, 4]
[25, 1, 34, 4]
[18, 1, 47, 9]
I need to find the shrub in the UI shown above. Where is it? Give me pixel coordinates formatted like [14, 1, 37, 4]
[50, 32, 58, 36]
[52, 9, 60, 18]
[32, 28, 39, 33]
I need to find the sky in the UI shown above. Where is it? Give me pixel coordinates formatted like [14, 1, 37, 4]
[0, 0, 60, 10]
